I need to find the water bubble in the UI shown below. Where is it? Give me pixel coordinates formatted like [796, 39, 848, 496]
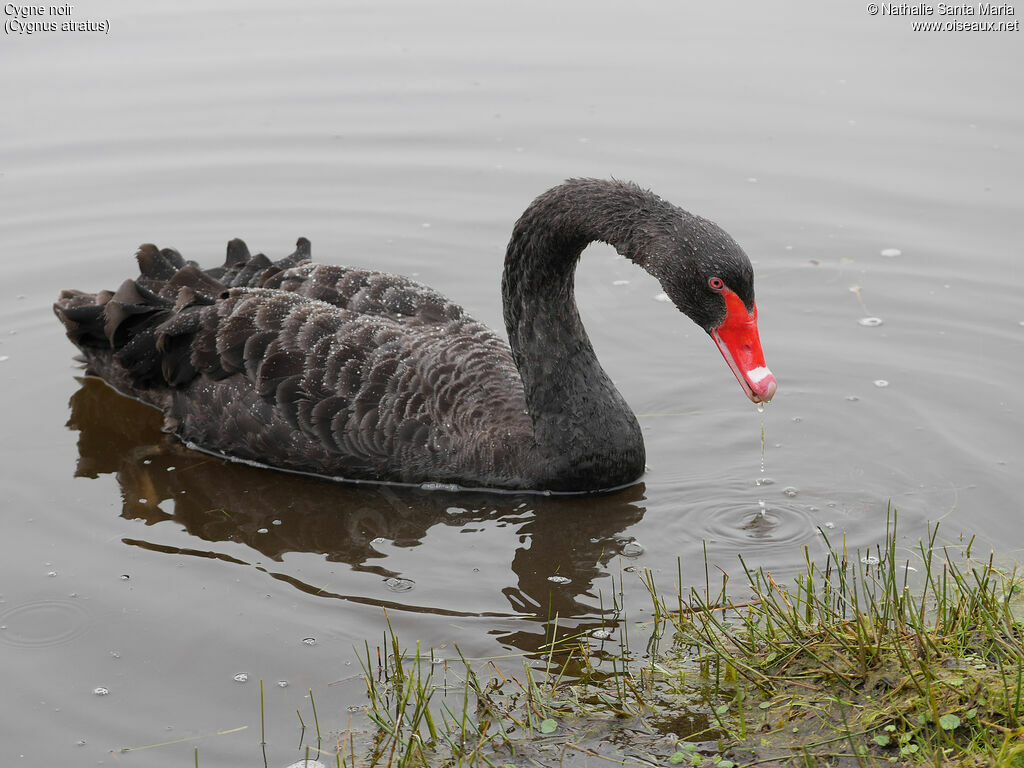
[873, 380, 889, 388]
[284, 761, 327, 768]
[0, 355, 9, 362]
[591, 628, 613, 640]
[612, 280, 630, 286]
[755, 477, 775, 486]
[277, 680, 288, 688]
[302, 637, 316, 646]
[782, 487, 799, 498]
[621, 541, 645, 558]
[861, 556, 880, 566]
[880, 248, 901, 257]
[256, 528, 268, 534]
[233, 673, 249, 683]
[858, 317, 883, 327]
[272, 519, 282, 526]
[824, 522, 835, 529]
[47, 571, 57, 578]
[384, 577, 415, 592]
[653, 292, 671, 303]
[93, 687, 109, 696]
[845, 395, 860, 402]
[547, 575, 571, 585]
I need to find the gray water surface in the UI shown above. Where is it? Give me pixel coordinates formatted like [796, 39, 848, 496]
[1, 2, 1022, 765]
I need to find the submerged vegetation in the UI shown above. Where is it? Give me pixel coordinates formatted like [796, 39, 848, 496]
[214, 510, 1024, 767]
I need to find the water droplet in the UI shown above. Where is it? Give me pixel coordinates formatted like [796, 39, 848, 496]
[880, 248, 901, 257]
[858, 317, 883, 327]
[874, 379, 889, 388]
[93, 687, 109, 696]
[384, 577, 415, 592]
[547, 575, 571, 585]
[782, 487, 799, 498]
[302, 637, 316, 646]
[621, 541, 645, 558]
[233, 673, 249, 683]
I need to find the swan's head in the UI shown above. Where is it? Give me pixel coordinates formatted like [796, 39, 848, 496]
[647, 216, 777, 404]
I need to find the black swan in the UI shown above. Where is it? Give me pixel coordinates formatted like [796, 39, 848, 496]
[54, 179, 776, 493]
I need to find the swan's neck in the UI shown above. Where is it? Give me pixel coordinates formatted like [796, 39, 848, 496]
[502, 181, 675, 490]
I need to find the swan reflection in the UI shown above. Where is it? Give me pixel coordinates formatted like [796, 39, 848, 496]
[66, 376, 647, 654]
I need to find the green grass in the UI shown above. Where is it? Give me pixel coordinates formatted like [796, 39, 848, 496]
[664, 508, 1024, 766]
[266, 508, 1024, 768]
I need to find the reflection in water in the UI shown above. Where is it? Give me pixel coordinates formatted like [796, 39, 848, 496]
[66, 377, 646, 652]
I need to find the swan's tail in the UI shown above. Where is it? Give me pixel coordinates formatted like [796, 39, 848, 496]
[53, 239, 311, 399]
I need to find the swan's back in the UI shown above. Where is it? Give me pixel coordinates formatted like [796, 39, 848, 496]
[54, 240, 536, 488]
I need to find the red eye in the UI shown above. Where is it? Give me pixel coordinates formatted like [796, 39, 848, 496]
[708, 277, 724, 291]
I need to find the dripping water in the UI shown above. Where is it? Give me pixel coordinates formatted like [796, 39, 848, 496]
[758, 402, 766, 517]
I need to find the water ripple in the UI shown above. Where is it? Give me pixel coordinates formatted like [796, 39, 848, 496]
[0, 599, 91, 648]
[698, 499, 819, 549]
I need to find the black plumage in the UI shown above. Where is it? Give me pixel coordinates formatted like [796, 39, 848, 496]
[54, 179, 770, 492]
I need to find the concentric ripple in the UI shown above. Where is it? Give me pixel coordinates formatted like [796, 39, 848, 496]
[0, 599, 91, 648]
[699, 499, 819, 549]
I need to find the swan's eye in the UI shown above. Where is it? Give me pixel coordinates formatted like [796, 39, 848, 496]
[708, 277, 724, 291]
